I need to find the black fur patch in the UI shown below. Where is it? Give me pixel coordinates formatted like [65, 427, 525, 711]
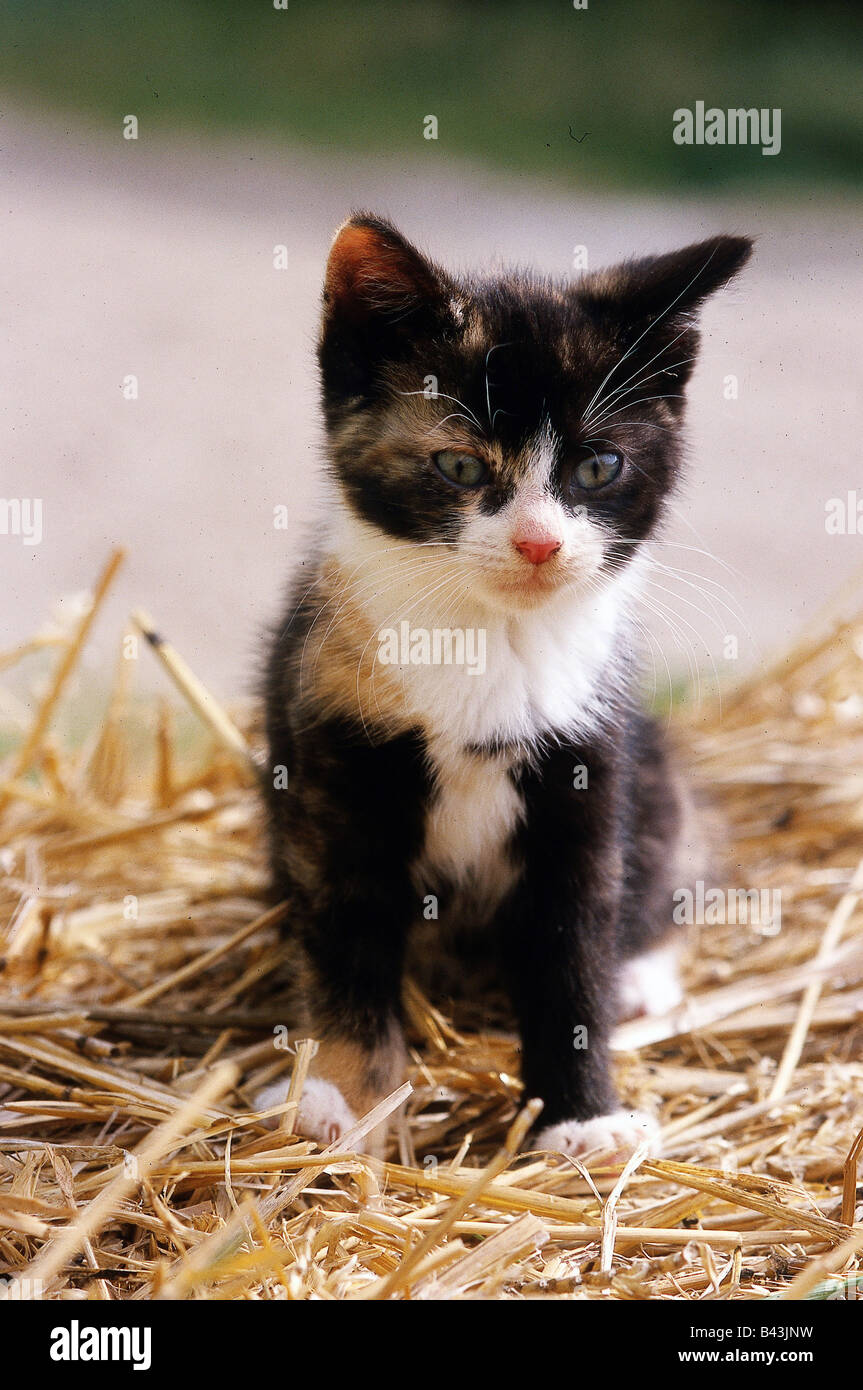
[261, 215, 751, 1133]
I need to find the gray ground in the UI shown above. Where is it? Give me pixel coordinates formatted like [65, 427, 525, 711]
[2, 108, 861, 710]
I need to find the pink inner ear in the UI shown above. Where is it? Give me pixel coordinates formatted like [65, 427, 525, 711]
[324, 222, 429, 319]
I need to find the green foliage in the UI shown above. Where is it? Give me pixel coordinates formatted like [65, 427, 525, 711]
[1, 0, 860, 191]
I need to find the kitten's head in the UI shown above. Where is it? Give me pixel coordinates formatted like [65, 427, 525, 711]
[318, 214, 751, 612]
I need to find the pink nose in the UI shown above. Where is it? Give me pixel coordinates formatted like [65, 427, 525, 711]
[513, 536, 562, 566]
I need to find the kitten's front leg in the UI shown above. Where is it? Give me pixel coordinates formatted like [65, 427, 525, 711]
[498, 747, 658, 1162]
[257, 887, 413, 1153]
[257, 724, 428, 1152]
[257, 897, 412, 1153]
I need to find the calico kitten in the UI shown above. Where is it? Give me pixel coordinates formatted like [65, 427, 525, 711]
[257, 214, 751, 1158]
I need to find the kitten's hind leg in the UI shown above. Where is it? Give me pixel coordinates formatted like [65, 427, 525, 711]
[617, 941, 684, 1021]
[616, 714, 703, 1021]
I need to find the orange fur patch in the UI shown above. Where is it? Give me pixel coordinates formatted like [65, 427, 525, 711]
[310, 1028, 407, 1117]
[325, 220, 435, 319]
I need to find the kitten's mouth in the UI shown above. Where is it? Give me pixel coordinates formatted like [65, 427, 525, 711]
[479, 561, 575, 609]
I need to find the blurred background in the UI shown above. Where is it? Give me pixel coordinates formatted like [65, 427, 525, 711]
[1, 0, 862, 720]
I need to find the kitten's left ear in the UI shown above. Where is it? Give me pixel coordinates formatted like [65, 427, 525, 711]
[578, 234, 753, 394]
[584, 235, 752, 322]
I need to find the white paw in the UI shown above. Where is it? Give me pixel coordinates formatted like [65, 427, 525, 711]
[255, 1076, 356, 1145]
[536, 1109, 659, 1162]
[618, 945, 683, 1021]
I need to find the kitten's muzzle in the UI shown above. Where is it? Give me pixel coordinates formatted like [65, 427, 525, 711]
[513, 535, 562, 566]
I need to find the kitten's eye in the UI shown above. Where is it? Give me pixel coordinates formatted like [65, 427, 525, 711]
[433, 450, 487, 488]
[573, 450, 622, 490]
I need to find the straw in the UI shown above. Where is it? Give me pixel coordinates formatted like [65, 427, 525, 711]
[1, 549, 862, 1300]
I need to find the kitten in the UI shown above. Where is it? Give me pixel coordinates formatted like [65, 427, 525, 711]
[257, 214, 751, 1158]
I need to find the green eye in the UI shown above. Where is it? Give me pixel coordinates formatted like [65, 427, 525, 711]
[574, 450, 622, 490]
[434, 450, 487, 489]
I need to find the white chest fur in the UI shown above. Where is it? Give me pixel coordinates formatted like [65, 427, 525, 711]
[327, 512, 638, 750]
[324, 509, 641, 908]
[403, 589, 634, 912]
[413, 739, 523, 910]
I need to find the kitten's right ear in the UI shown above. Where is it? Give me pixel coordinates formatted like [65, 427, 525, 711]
[319, 215, 449, 404]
